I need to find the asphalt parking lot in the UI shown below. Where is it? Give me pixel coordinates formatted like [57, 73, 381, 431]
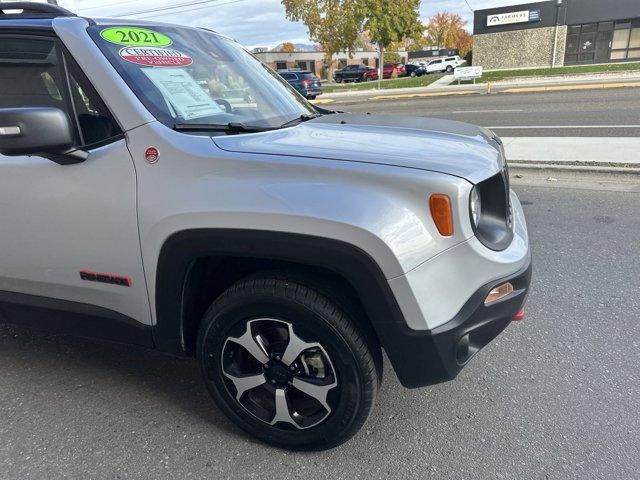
[1, 182, 639, 479]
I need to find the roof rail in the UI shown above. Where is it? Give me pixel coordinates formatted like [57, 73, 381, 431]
[0, 2, 76, 18]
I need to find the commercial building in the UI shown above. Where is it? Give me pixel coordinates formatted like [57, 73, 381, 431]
[253, 50, 408, 79]
[473, 0, 640, 70]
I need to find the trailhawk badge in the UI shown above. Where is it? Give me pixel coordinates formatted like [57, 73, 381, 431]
[119, 46, 193, 67]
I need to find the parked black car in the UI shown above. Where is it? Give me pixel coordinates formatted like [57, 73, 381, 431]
[333, 64, 375, 83]
[405, 64, 426, 77]
[279, 70, 323, 99]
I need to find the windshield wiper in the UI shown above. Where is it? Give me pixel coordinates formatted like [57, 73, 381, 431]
[173, 122, 274, 133]
[279, 113, 322, 129]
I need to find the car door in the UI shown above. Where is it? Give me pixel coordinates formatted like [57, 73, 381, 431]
[0, 34, 151, 331]
[427, 59, 443, 73]
[345, 65, 358, 81]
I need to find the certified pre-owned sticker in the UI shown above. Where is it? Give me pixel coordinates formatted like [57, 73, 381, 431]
[101, 27, 172, 47]
[119, 47, 193, 67]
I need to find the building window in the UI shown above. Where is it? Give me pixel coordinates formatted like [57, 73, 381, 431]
[609, 20, 640, 61]
[599, 22, 614, 32]
[612, 28, 630, 50]
[565, 20, 640, 65]
[565, 35, 579, 54]
[362, 58, 369, 66]
[275, 61, 287, 71]
[338, 59, 347, 69]
[630, 28, 640, 48]
[629, 49, 640, 59]
[567, 25, 581, 35]
[565, 24, 597, 65]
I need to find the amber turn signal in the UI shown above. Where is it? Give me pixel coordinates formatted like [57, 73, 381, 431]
[484, 282, 514, 305]
[429, 194, 454, 237]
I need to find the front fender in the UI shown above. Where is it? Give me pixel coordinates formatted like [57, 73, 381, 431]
[128, 122, 474, 324]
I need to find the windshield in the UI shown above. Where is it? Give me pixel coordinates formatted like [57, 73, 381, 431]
[88, 25, 316, 130]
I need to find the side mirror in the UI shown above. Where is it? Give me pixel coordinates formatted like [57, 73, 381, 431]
[0, 107, 88, 165]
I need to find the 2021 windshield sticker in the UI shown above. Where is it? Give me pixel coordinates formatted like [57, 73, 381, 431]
[119, 47, 193, 67]
[101, 27, 172, 47]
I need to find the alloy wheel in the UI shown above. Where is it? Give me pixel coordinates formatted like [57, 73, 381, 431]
[220, 318, 338, 430]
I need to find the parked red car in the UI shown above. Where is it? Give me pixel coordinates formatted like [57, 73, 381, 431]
[362, 63, 406, 81]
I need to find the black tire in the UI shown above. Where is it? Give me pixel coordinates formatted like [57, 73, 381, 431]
[446, 65, 454, 73]
[335, 76, 342, 83]
[410, 71, 417, 78]
[196, 275, 380, 451]
[307, 95, 316, 100]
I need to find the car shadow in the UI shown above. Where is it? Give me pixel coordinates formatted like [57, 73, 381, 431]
[0, 322, 247, 439]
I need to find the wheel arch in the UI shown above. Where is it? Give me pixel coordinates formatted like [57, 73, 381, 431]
[153, 229, 409, 362]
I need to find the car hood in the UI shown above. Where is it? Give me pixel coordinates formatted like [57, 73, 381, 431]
[213, 114, 504, 184]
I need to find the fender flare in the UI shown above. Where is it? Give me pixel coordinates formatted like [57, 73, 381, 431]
[153, 228, 411, 358]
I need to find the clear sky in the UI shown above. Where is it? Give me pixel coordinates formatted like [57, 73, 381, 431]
[58, 0, 535, 48]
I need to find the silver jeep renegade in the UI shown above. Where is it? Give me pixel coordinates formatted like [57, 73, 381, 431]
[0, 3, 531, 450]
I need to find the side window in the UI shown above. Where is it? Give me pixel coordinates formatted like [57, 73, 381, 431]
[0, 37, 67, 110]
[280, 73, 295, 81]
[0, 35, 120, 149]
[65, 54, 122, 146]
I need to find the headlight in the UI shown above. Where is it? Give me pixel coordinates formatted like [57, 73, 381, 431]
[470, 186, 481, 228]
[470, 172, 513, 251]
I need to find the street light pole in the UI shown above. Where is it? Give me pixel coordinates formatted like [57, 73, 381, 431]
[551, 0, 563, 68]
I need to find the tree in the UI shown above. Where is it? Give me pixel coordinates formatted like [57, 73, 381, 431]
[424, 12, 470, 51]
[354, 30, 374, 51]
[359, 0, 422, 86]
[383, 51, 402, 64]
[453, 30, 473, 57]
[280, 42, 296, 53]
[281, 0, 363, 73]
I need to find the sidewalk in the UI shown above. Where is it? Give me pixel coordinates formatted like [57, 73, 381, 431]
[503, 137, 640, 167]
[314, 71, 640, 103]
[504, 137, 640, 177]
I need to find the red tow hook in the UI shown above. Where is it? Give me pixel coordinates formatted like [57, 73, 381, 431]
[512, 308, 526, 321]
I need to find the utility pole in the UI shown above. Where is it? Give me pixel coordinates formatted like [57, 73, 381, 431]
[551, 0, 563, 68]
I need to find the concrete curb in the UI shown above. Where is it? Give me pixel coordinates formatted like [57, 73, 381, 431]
[509, 162, 640, 175]
[501, 81, 640, 94]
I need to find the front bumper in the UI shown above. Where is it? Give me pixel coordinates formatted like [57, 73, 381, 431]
[380, 189, 531, 388]
[383, 257, 532, 388]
